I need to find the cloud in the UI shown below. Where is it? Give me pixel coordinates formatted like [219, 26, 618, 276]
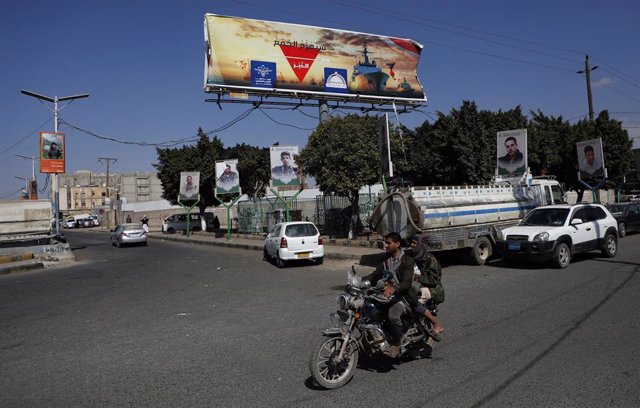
[593, 77, 616, 88]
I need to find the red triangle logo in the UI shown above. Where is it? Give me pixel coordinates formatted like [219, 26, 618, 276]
[279, 45, 320, 83]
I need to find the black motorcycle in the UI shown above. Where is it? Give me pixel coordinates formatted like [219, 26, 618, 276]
[309, 267, 438, 389]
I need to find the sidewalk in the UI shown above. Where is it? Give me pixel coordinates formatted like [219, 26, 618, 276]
[147, 231, 385, 264]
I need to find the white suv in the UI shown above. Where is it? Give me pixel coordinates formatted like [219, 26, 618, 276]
[497, 204, 618, 268]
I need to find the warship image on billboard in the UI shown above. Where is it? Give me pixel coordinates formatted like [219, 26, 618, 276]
[350, 42, 390, 93]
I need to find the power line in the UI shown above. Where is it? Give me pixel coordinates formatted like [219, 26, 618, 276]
[0, 188, 21, 200]
[0, 117, 51, 157]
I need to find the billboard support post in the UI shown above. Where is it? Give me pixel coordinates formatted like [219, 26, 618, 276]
[177, 196, 200, 238]
[269, 187, 303, 223]
[214, 191, 241, 241]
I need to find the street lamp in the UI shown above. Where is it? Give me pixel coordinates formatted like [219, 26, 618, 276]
[21, 89, 89, 236]
[576, 55, 599, 122]
[16, 154, 39, 182]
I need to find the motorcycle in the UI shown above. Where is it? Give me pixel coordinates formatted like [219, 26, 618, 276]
[309, 266, 438, 389]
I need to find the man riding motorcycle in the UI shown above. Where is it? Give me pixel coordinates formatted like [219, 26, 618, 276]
[363, 232, 418, 358]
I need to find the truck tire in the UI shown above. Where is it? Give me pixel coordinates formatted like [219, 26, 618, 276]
[470, 236, 492, 265]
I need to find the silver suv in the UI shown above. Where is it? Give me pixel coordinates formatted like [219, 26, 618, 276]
[496, 204, 618, 268]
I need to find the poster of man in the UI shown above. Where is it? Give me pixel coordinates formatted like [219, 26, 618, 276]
[577, 138, 605, 179]
[497, 129, 527, 177]
[40, 132, 66, 173]
[216, 159, 240, 195]
[179, 171, 200, 200]
[270, 145, 300, 186]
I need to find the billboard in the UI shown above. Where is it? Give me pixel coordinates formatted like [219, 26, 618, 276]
[216, 159, 240, 195]
[204, 14, 426, 103]
[40, 132, 65, 173]
[577, 138, 605, 179]
[179, 171, 200, 201]
[270, 146, 300, 187]
[497, 129, 527, 177]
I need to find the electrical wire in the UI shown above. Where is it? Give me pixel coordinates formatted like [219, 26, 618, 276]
[0, 188, 22, 200]
[0, 117, 51, 157]
[257, 108, 315, 130]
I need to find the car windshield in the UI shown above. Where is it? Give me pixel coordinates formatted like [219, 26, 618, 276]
[285, 224, 318, 237]
[520, 208, 569, 226]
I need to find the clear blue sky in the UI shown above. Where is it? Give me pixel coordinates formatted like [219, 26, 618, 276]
[2, 0, 639, 200]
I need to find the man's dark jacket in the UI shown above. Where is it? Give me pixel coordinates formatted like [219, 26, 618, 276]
[364, 252, 418, 308]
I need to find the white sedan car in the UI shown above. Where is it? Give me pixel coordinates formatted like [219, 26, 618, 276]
[263, 221, 324, 267]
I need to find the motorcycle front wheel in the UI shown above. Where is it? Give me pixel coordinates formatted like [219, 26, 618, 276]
[309, 335, 359, 389]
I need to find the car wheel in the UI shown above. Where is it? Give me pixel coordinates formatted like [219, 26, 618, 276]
[276, 252, 285, 268]
[167, 227, 175, 234]
[263, 247, 271, 261]
[316, 256, 324, 265]
[470, 236, 492, 265]
[116, 239, 121, 248]
[618, 222, 626, 238]
[553, 242, 571, 269]
[601, 233, 617, 258]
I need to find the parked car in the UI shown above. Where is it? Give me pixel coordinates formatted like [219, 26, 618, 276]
[496, 203, 618, 268]
[263, 221, 324, 267]
[89, 214, 100, 227]
[81, 218, 94, 228]
[606, 202, 640, 237]
[162, 213, 202, 233]
[110, 223, 148, 247]
[63, 217, 76, 229]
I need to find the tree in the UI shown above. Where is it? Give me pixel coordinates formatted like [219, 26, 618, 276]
[153, 128, 225, 214]
[225, 143, 271, 198]
[296, 115, 381, 236]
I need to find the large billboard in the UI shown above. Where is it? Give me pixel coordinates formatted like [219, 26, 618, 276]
[577, 138, 605, 179]
[270, 146, 300, 187]
[497, 129, 527, 178]
[216, 159, 240, 195]
[40, 132, 65, 173]
[204, 14, 426, 103]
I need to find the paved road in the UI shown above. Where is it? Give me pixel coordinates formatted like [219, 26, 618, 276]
[1, 230, 639, 407]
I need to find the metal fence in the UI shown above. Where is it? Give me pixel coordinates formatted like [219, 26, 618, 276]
[236, 193, 378, 238]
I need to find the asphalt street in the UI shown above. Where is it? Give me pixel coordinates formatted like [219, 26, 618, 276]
[1, 230, 639, 407]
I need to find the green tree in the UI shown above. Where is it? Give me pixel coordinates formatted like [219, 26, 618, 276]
[296, 114, 381, 235]
[225, 143, 270, 198]
[153, 128, 225, 214]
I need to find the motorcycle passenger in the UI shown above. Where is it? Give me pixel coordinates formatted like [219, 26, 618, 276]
[363, 232, 418, 358]
[408, 235, 445, 339]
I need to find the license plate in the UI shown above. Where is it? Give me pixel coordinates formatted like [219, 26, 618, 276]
[507, 242, 521, 251]
[297, 252, 311, 258]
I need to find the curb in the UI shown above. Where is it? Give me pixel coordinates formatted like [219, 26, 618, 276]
[0, 259, 45, 275]
[148, 234, 380, 261]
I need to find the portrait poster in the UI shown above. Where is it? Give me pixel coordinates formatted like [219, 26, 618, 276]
[496, 129, 527, 177]
[40, 132, 65, 173]
[216, 159, 240, 195]
[577, 138, 605, 179]
[270, 145, 300, 187]
[179, 171, 200, 201]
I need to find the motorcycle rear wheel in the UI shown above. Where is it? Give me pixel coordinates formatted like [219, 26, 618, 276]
[309, 336, 359, 389]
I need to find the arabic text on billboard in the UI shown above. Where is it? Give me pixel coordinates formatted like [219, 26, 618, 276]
[204, 14, 426, 102]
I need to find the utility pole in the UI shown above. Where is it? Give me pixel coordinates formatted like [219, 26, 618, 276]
[21, 89, 89, 235]
[577, 55, 599, 122]
[99, 157, 118, 229]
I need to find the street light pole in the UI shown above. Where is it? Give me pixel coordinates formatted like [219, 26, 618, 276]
[21, 89, 89, 236]
[16, 154, 39, 182]
[576, 55, 599, 122]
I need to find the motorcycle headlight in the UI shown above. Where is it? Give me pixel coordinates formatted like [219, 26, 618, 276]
[338, 294, 351, 310]
[533, 232, 549, 242]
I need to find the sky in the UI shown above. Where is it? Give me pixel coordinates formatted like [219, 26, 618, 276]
[2, 0, 639, 200]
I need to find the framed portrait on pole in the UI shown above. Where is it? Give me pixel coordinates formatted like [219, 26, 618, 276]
[216, 159, 240, 195]
[496, 129, 527, 177]
[40, 132, 65, 173]
[577, 138, 605, 179]
[270, 145, 300, 187]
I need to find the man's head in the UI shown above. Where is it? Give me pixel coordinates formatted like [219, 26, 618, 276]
[224, 164, 231, 174]
[584, 145, 595, 165]
[186, 175, 193, 184]
[280, 151, 292, 166]
[384, 232, 402, 255]
[504, 137, 518, 157]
